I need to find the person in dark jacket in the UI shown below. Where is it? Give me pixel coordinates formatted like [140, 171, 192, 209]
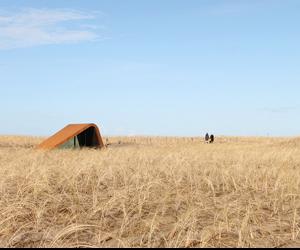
[210, 134, 215, 143]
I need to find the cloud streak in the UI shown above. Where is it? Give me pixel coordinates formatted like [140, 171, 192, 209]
[0, 8, 103, 49]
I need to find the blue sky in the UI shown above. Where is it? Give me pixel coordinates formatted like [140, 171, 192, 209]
[1, 0, 300, 137]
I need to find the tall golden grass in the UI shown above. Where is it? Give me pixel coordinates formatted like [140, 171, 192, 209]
[0, 135, 300, 247]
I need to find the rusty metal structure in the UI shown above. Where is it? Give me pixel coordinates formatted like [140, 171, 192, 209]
[37, 123, 105, 150]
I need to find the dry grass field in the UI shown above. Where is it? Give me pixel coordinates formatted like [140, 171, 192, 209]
[1, 135, 300, 247]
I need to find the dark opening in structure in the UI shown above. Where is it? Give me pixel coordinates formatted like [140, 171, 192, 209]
[77, 126, 100, 148]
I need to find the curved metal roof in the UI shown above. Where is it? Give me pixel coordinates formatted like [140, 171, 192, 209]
[37, 123, 104, 150]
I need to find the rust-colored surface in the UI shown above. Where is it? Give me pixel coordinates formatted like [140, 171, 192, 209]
[37, 123, 105, 150]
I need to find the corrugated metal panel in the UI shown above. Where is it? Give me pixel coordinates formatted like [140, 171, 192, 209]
[37, 123, 105, 150]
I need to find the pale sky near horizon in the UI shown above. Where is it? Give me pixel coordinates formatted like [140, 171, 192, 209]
[1, 0, 300, 137]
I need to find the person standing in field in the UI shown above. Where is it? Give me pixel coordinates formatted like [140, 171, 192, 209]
[210, 134, 215, 143]
[205, 133, 210, 143]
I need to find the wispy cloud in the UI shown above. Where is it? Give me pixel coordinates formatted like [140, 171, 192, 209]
[0, 8, 104, 49]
